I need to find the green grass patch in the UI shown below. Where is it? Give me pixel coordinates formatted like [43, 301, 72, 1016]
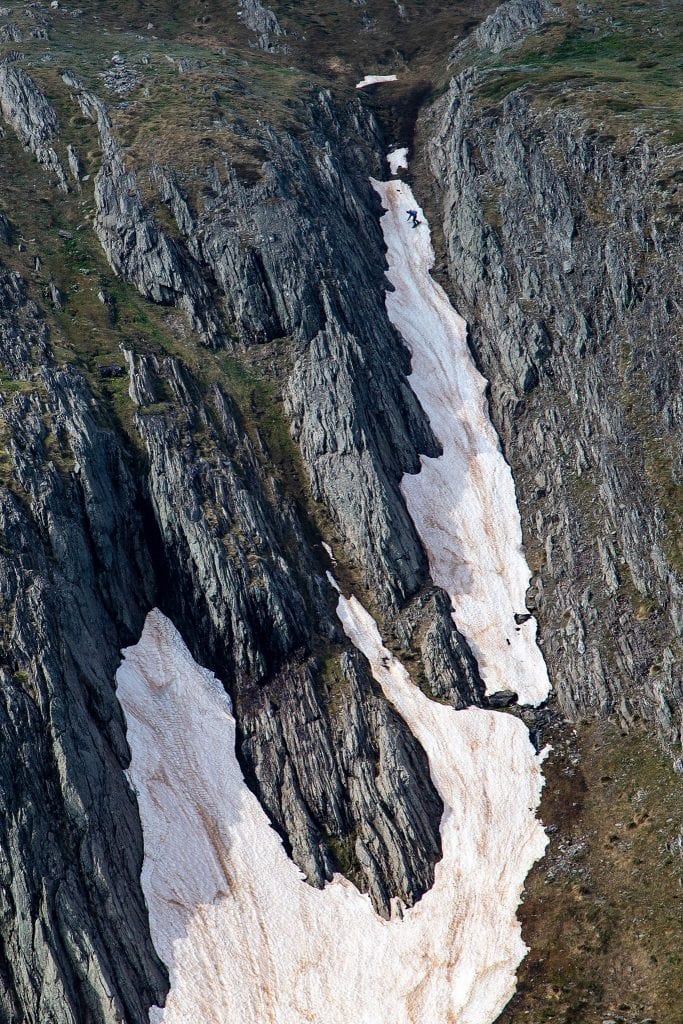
[499, 717, 683, 1023]
[325, 830, 366, 892]
[473, 0, 682, 142]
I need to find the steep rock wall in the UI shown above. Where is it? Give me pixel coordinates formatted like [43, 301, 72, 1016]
[0, 65, 480, 1022]
[425, 71, 682, 744]
[0, 266, 167, 1024]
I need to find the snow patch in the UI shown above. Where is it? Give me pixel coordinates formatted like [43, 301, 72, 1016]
[387, 147, 408, 174]
[321, 540, 337, 565]
[355, 74, 398, 89]
[117, 607, 547, 1024]
[371, 175, 551, 706]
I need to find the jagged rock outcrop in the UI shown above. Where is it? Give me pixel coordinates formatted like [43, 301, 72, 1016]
[238, 0, 287, 52]
[93, 144, 218, 336]
[0, 23, 22, 44]
[469, 0, 557, 53]
[329, 648, 443, 908]
[152, 92, 443, 610]
[124, 349, 316, 682]
[66, 142, 80, 181]
[426, 71, 682, 745]
[417, 589, 485, 708]
[0, 265, 167, 1024]
[74, 81, 442, 610]
[125, 348, 445, 913]
[95, 142, 218, 340]
[57, 72, 221, 343]
[237, 650, 444, 912]
[0, 64, 67, 190]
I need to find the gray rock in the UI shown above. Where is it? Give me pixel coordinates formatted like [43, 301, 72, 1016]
[487, 689, 518, 708]
[0, 263, 167, 1024]
[427, 71, 682, 748]
[193, 93, 440, 608]
[415, 588, 485, 707]
[81, 83, 442, 612]
[82, 102, 220, 341]
[66, 142, 81, 180]
[47, 279, 63, 309]
[0, 22, 22, 42]
[0, 48, 22, 63]
[99, 60, 142, 96]
[238, 0, 287, 52]
[0, 65, 68, 190]
[471, 0, 558, 53]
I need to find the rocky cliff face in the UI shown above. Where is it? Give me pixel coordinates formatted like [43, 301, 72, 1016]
[0, 0, 680, 1020]
[0, 64, 67, 190]
[0, 50, 480, 1024]
[0, 265, 167, 1023]
[425, 69, 681, 747]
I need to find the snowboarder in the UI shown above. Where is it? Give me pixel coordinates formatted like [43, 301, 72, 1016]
[406, 209, 420, 228]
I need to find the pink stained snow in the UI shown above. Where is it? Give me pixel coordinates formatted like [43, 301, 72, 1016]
[355, 74, 398, 88]
[117, 607, 547, 1024]
[371, 175, 551, 706]
[113, 152, 554, 1024]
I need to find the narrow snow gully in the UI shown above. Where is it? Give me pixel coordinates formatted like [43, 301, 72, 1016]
[372, 166, 550, 706]
[114, 126, 553, 1024]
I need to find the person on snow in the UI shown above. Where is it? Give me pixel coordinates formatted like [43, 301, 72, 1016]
[406, 209, 420, 228]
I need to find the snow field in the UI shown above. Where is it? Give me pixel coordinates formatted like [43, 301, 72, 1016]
[371, 174, 551, 706]
[117, 608, 547, 1024]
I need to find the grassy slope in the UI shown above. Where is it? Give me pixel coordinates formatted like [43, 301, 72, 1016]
[469, 0, 683, 145]
[500, 718, 683, 1024]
